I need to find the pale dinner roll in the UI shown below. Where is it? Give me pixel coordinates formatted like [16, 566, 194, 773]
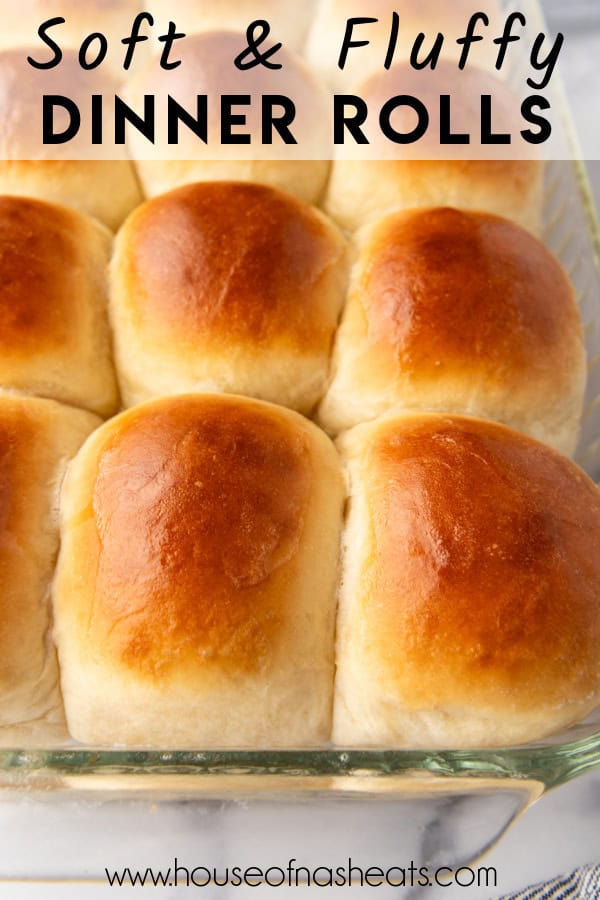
[326, 158, 544, 235]
[53, 394, 344, 747]
[335, 414, 600, 749]
[0, 161, 142, 233]
[0, 0, 145, 78]
[125, 32, 331, 205]
[307, 0, 502, 90]
[319, 208, 585, 456]
[0, 49, 142, 230]
[0, 196, 119, 417]
[0, 395, 100, 729]
[148, 0, 316, 51]
[325, 61, 544, 234]
[110, 181, 347, 413]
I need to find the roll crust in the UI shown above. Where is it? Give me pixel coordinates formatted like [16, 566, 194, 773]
[0, 396, 100, 729]
[110, 181, 347, 412]
[324, 60, 543, 234]
[0, 50, 142, 230]
[0, 196, 119, 417]
[319, 207, 585, 455]
[326, 158, 544, 235]
[88, 400, 312, 677]
[125, 32, 331, 205]
[335, 414, 600, 748]
[53, 394, 344, 747]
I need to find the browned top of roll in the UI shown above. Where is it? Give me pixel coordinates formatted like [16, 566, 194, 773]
[355, 414, 600, 712]
[117, 181, 344, 352]
[359, 207, 581, 391]
[84, 395, 314, 678]
[0, 197, 88, 355]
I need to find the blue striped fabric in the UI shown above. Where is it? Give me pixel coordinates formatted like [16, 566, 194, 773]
[502, 866, 600, 899]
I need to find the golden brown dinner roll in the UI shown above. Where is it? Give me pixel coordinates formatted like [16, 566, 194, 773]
[0, 196, 119, 417]
[125, 32, 331, 205]
[53, 393, 344, 747]
[110, 181, 347, 412]
[335, 413, 600, 749]
[306, 0, 502, 90]
[148, 0, 316, 51]
[325, 61, 544, 234]
[319, 208, 585, 456]
[0, 50, 142, 230]
[0, 395, 100, 728]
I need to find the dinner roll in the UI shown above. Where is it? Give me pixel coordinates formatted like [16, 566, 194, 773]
[148, 0, 315, 51]
[0, 196, 119, 417]
[0, 1, 145, 78]
[335, 414, 600, 749]
[319, 208, 585, 456]
[0, 49, 142, 230]
[110, 181, 347, 412]
[307, 0, 502, 90]
[325, 62, 543, 234]
[125, 32, 331, 205]
[53, 394, 344, 747]
[0, 396, 100, 728]
[0, 161, 142, 233]
[326, 159, 544, 235]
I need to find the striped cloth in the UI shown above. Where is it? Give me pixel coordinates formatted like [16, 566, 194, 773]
[502, 866, 600, 899]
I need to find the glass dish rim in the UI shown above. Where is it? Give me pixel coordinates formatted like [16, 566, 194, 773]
[0, 725, 599, 791]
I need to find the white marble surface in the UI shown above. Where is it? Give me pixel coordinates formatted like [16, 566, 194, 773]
[1, 776, 599, 900]
[3, 3, 600, 898]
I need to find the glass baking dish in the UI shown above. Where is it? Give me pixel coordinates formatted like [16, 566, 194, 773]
[0, 2, 599, 888]
[0, 166, 597, 890]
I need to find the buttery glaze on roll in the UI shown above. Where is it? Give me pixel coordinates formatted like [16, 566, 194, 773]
[335, 413, 600, 749]
[125, 32, 331, 205]
[319, 207, 585, 455]
[324, 62, 543, 235]
[110, 181, 347, 412]
[0, 49, 142, 230]
[0, 196, 119, 417]
[53, 394, 344, 748]
[0, 396, 100, 728]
